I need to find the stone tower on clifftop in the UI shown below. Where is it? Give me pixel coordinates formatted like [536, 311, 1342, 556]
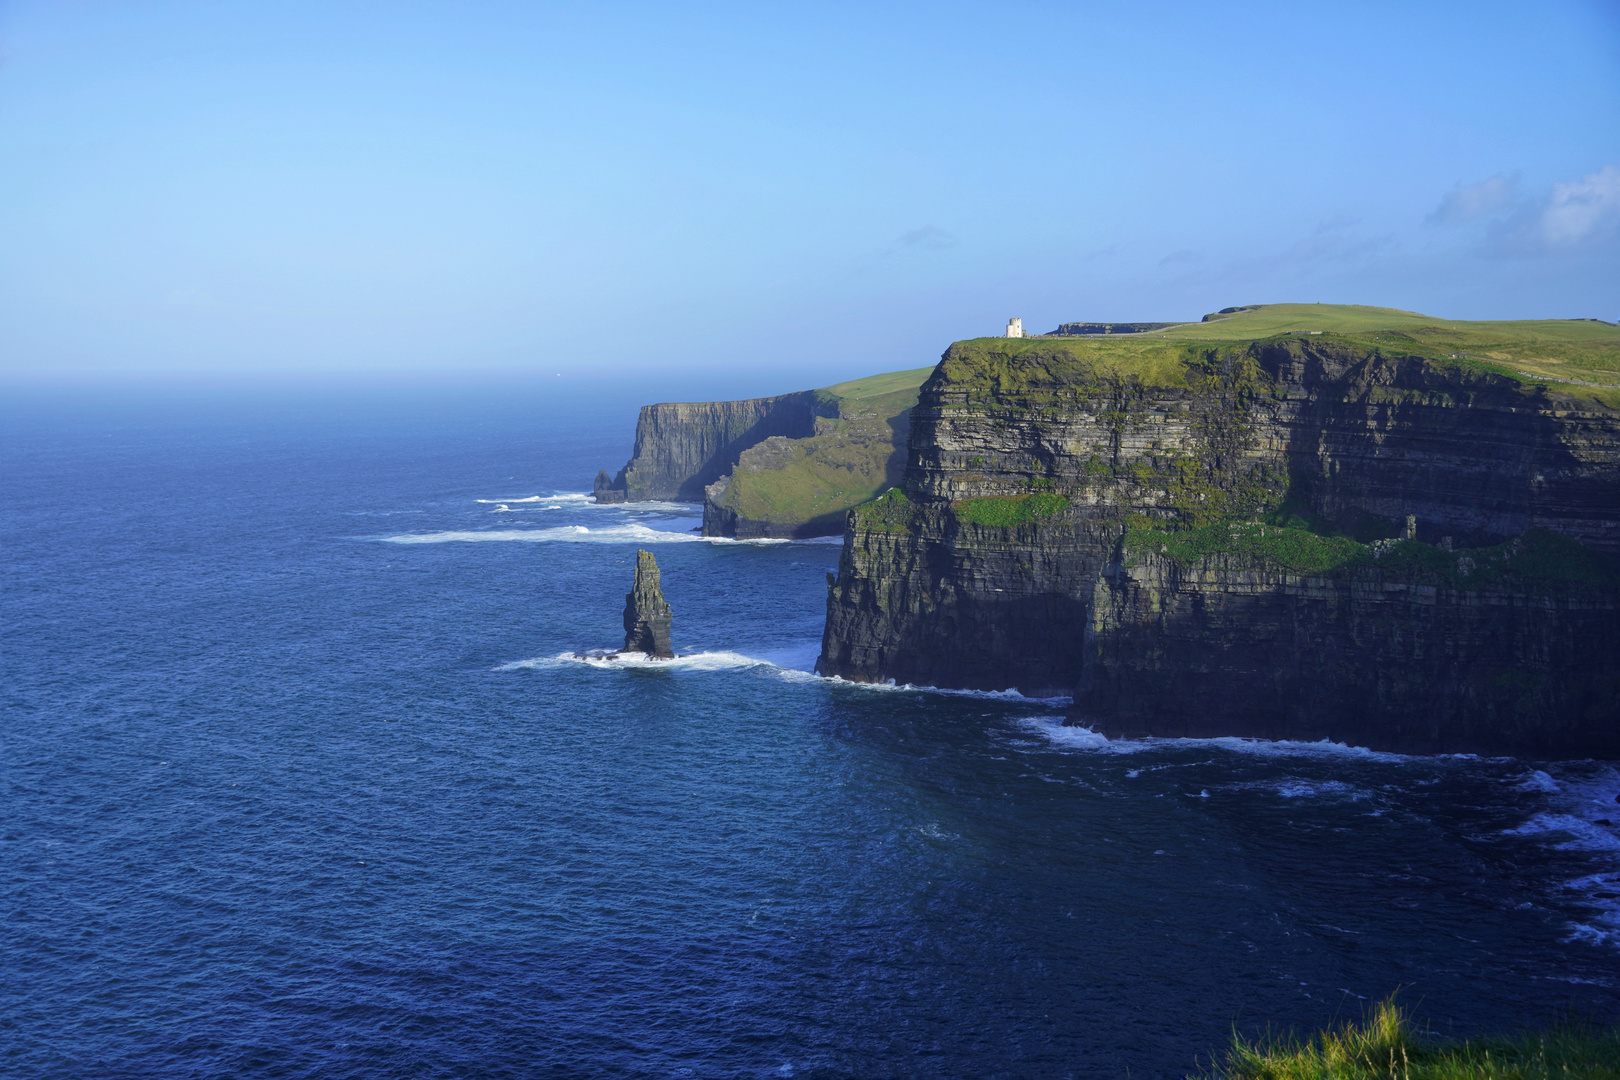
[622, 549, 675, 658]
[1006, 317, 1023, 338]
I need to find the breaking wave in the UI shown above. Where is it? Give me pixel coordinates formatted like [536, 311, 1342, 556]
[499, 649, 783, 673]
[377, 524, 834, 546]
[1016, 716, 1411, 760]
[378, 524, 707, 545]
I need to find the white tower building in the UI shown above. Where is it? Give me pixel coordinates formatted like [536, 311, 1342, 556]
[1006, 317, 1023, 338]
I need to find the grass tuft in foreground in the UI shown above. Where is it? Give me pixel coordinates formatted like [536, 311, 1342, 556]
[1200, 997, 1620, 1080]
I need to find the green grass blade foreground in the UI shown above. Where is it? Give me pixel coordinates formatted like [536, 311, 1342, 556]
[1197, 996, 1620, 1079]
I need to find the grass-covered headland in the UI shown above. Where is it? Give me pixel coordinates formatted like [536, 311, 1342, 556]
[1198, 997, 1620, 1080]
[945, 303, 1620, 407]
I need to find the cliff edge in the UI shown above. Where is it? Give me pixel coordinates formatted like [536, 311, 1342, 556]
[817, 305, 1620, 755]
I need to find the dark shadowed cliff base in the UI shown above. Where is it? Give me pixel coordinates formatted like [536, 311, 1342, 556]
[817, 309, 1620, 756]
[1076, 538, 1620, 757]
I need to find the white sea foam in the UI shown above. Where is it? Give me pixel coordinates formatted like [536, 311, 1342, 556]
[378, 524, 707, 545]
[1274, 779, 1364, 799]
[497, 644, 1070, 698]
[1505, 813, 1620, 852]
[583, 499, 697, 513]
[1019, 718, 1113, 750]
[475, 496, 545, 504]
[747, 641, 822, 672]
[499, 649, 776, 673]
[1518, 769, 1560, 793]
[819, 676, 1071, 704]
[1018, 716, 1410, 760]
[377, 522, 833, 546]
[1495, 764, 1620, 951]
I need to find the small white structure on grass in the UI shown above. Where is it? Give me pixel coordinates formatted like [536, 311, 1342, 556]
[1006, 317, 1023, 338]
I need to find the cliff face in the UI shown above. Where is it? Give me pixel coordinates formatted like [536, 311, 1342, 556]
[817, 333, 1620, 754]
[595, 367, 931, 537]
[701, 385, 917, 540]
[1078, 539, 1620, 757]
[595, 392, 832, 503]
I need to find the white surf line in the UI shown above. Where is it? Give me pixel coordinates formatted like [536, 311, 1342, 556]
[1016, 715, 1413, 760]
[376, 524, 830, 545]
[496, 649, 1072, 702]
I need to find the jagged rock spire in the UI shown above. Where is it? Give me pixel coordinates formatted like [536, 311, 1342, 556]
[622, 549, 674, 658]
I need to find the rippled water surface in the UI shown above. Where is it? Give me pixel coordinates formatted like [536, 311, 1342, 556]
[4, 383, 1619, 1079]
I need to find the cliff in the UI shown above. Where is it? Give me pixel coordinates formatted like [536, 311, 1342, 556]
[594, 391, 829, 503]
[702, 377, 920, 539]
[817, 306, 1620, 755]
[596, 367, 930, 538]
[1080, 528, 1620, 756]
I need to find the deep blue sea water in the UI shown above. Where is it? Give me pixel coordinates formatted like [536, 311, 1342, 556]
[4, 381, 1620, 1079]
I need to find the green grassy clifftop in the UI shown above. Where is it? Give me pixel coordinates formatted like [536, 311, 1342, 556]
[945, 303, 1620, 406]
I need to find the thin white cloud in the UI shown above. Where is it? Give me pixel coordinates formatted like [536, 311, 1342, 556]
[1540, 164, 1620, 247]
[1429, 165, 1619, 256]
[1427, 174, 1518, 226]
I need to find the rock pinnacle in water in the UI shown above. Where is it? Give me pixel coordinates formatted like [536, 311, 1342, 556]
[622, 549, 674, 658]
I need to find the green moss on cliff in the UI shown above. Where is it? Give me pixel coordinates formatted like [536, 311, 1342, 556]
[716, 384, 916, 531]
[1124, 521, 1620, 590]
[954, 493, 1070, 527]
[708, 370, 929, 536]
[853, 486, 915, 533]
[1126, 520, 1363, 574]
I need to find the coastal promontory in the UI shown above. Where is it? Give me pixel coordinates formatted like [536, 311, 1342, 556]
[816, 304, 1620, 757]
[594, 368, 931, 538]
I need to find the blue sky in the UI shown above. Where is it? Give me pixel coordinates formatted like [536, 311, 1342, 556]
[2, 0, 1617, 384]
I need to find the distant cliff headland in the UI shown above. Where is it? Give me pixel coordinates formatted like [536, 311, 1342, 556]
[593, 367, 931, 539]
[598, 303, 1620, 757]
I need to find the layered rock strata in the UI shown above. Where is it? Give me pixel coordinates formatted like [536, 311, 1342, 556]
[622, 549, 674, 658]
[1078, 540, 1620, 757]
[594, 369, 929, 538]
[817, 335, 1620, 755]
[701, 385, 916, 540]
[594, 392, 831, 503]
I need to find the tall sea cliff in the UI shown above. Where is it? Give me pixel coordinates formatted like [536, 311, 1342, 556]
[817, 317, 1620, 756]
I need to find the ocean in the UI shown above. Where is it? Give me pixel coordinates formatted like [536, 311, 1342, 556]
[4, 380, 1618, 1079]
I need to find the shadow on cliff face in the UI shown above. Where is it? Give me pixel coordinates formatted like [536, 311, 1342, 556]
[1259, 338, 1618, 550]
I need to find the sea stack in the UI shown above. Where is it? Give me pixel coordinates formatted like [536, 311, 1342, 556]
[622, 549, 675, 658]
